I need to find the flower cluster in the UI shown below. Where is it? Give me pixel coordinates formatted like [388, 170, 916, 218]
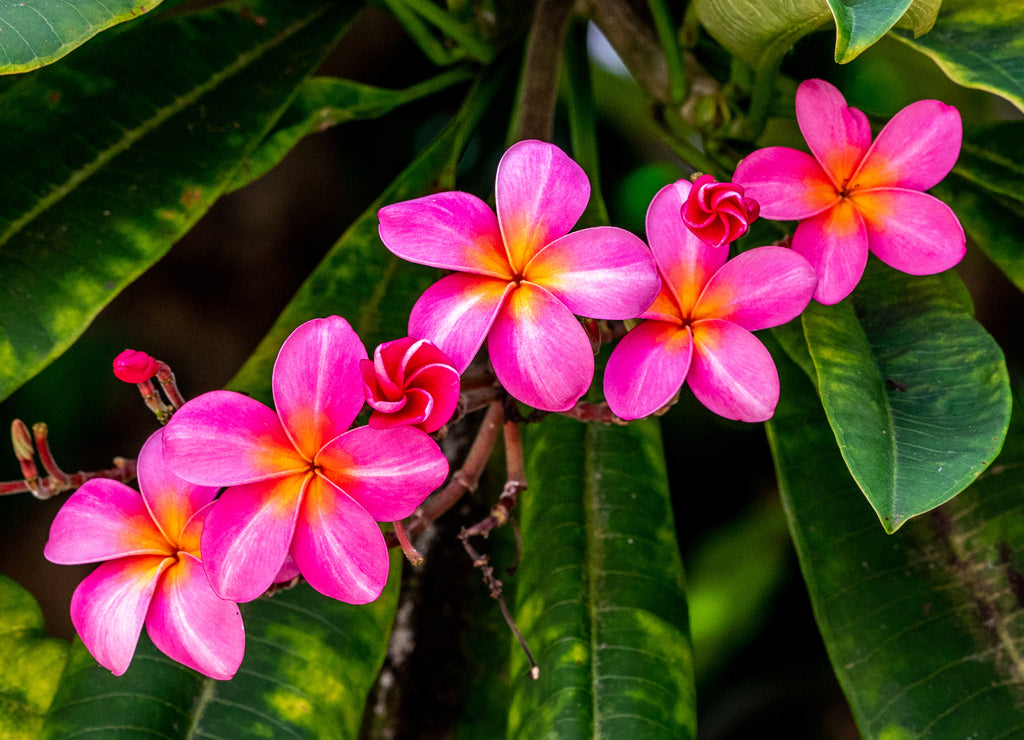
[45, 84, 964, 680]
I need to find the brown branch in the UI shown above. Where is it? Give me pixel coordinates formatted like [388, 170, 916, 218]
[583, 0, 670, 105]
[513, 0, 577, 142]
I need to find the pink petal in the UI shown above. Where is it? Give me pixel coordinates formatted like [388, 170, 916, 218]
[368, 387, 429, 428]
[854, 188, 966, 275]
[604, 320, 693, 420]
[790, 200, 870, 305]
[291, 475, 389, 604]
[361, 358, 404, 409]
[525, 226, 661, 319]
[45, 479, 171, 565]
[408, 273, 512, 373]
[378, 192, 512, 278]
[495, 140, 590, 273]
[689, 319, 780, 422]
[405, 362, 460, 433]
[69, 556, 171, 676]
[200, 475, 306, 602]
[694, 246, 818, 330]
[640, 284, 686, 324]
[733, 148, 839, 221]
[853, 100, 962, 191]
[273, 316, 367, 458]
[146, 553, 245, 680]
[317, 425, 448, 521]
[136, 429, 218, 548]
[645, 181, 728, 315]
[163, 390, 307, 486]
[795, 79, 872, 185]
[488, 282, 593, 412]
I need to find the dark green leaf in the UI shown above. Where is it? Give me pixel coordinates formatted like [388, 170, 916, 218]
[768, 349, 1024, 736]
[510, 416, 695, 740]
[955, 121, 1024, 204]
[0, 0, 360, 404]
[826, 0, 913, 63]
[0, 575, 68, 740]
[803, 261, 1010, 532]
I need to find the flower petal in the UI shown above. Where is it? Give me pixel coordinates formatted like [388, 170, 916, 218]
[69, 556, 170, 676]
[790, 200, 870, 305]
[317, 425, 448, 521]
[645, 181, 728, 315]
[525, 226, 660, 319]
[378, 191, 512, 278]
[146, 553, 245, 680]
[795, 78, 872, 185]
[689, 320, 780, 422]
[853, 99, 962, 191]
[291, 476, 388, 604]
[733, 147, 839, 221]
[496, 140, 589, 272]
[604, 320, 692, 420]
[163, 390, 307, 486]
[854, 188, 966, 275]
[408, 273, 511, 373]
[200, 475, 306, 602]
[405, 363, 460, 433]
[273, 316, 367, 457]
[488, 282, 593, 412]
[694, 246, 817, 330]
[137, 428, 218, 547]
[45, 479, 171, 565]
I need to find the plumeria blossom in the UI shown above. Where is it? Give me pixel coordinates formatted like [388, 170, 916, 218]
[733, 78, 964, 305]
[680, 174, 760, 248]
[378, 139, 660, 412]
[604, 180, 818, 422]
[360, 336, 460, 433]
[162, 316, 448, 604]
[112, 349, 159, 383]
[44, 429, 243, 679]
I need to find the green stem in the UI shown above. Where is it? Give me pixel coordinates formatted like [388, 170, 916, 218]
[393, 0, 495, 64]
[646, 0, 688, 106]
[563, 20, 609, 226]
[510, 0, 577, 143]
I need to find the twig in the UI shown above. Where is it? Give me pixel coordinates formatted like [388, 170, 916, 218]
[511, 0, 577, 142]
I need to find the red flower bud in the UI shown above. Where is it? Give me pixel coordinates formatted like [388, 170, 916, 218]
[681, 174, 760, 248]
[360, 337, 460, 433]
[112, 349, 159, 383]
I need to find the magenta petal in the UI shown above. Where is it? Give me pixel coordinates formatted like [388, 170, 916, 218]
[45, 479, 170, 564]
[408, 273, 511, 373]
[695, 246, 817, 331]
[404, 363, 460, 432]
[795, 78, 872, 184]
[291, 476, 388, 604]
[790, 202, 870, 305]
[137, 429, 218, 547]
[733, 148, 838, 221]
[368, 388, 429, 428]
[855, 189, 966, 275]
[200, 476, 305, 602]
[689, 320, 780, 422]
[146, 553, 245, 680]
[378, 192, 511, 278]
[526, 226, 660, 319]
[70, 556, 170, 676]
[495, 140, 590, 271]
[488, 283, 594, 412]
[163, 390, 307, 486]
[273, 316, 367, 458]
[318, 425, 448, 521]
[604, 321, 693, 420]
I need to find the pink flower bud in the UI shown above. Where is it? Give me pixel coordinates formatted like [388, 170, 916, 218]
[681, 174, 760, 248]
[112, 349, 159, 383]
[360, 337, 460, 433]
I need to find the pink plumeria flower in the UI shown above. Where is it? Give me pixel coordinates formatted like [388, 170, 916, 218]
[604, 180, 818, 422]
[162, 316, 448, 605]
[733, 78, 964, 305]
[112, 349, 159, 383]
[378, 139, 660, 412]
[681, 174, 760, 248]
[360, 337, 460, 433]
[44, 429, 244, 680]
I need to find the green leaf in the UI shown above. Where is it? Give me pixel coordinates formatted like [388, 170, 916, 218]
[803, 261, 1011, 532]
[952, 121, 1024, 204]
[44, 562, 401, 739]
[826, 0, 913, 63]
[510, 416, 695, 739]
[0, 0, 162, 75]
[768, 351, 1024, 736]
[0, 575, 68, 740]
[893, 1, 1024, 114]
[0, 0, 360, 404]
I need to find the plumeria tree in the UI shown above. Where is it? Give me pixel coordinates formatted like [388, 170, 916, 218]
[1, 1, 1023, 738]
